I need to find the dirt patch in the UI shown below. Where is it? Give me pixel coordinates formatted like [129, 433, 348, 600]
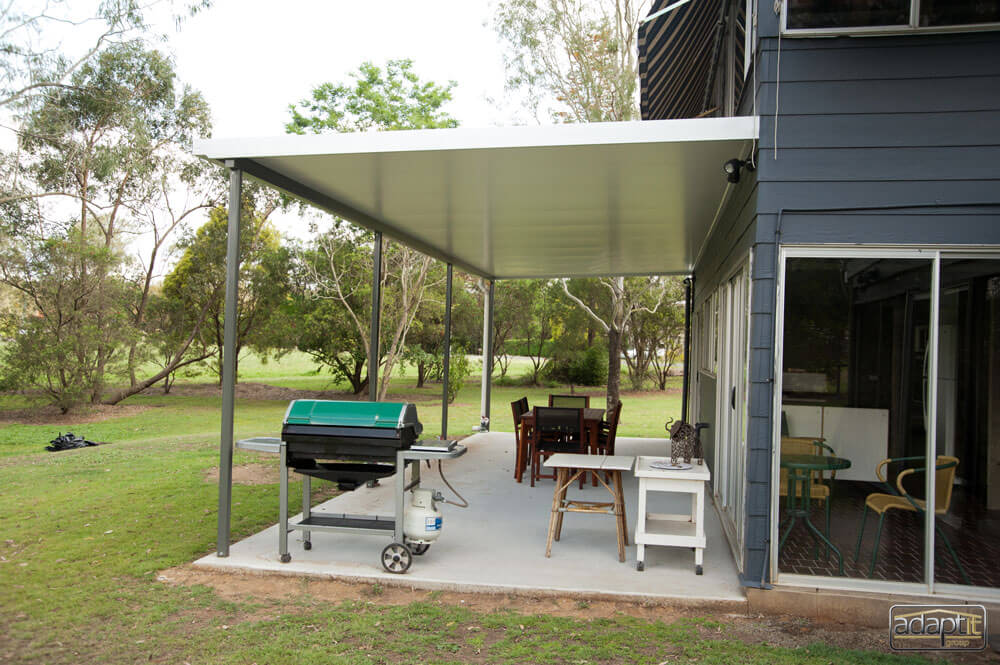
[160, 565, 689, 622]
[0, 403, 150, 425]
[159, 566, 998, 662]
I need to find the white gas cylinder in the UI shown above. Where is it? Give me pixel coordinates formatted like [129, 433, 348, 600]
[403, 488, 443, 543]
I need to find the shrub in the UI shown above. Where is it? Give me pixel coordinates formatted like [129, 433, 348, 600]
[446, 347, 472, 403]
[545, 345, 608, 387]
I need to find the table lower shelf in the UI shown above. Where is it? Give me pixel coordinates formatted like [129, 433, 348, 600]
[636, 515, 705, 548]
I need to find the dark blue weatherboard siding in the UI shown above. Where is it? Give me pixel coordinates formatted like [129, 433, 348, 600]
[686, 26, 1000, 586]
[746, 28, 1000, 587]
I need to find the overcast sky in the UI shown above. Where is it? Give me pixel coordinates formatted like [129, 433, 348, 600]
[163, 0, 512, 137]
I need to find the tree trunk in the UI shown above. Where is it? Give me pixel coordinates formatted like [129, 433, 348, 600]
[416, 361, 426, 388]
[607, 326, 622, 413]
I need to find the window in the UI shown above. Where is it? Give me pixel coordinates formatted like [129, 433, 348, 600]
[783, 0, 1000, 34]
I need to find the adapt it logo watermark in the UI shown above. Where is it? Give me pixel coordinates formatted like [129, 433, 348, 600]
[889, 604, 987, 651]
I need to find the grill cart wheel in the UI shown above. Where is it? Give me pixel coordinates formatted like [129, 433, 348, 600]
[280, 553, 291, 563]
[303, 541, 312, 550]
[411, 543, 430, 555]
[695, 565, 703, 575]
[381, 542, 412, 573]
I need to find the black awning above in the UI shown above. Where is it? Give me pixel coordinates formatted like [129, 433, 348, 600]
[639, 0, 739, 121]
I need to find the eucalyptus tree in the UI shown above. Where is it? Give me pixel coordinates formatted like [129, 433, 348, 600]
[494, 0, 661, 410]
[0, 0, 212, 220]
[562, 276, 667, 410]
[624, 277, 685, 390]
[493, 0, 648, 123]
[0, 41, 218, 408]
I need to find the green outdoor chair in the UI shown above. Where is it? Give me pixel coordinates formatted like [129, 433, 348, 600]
[853, 455, 970, 584]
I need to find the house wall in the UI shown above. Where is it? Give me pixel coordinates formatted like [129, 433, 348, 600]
[691, 11, 1000, 586]
[746, 11, 1000, 587]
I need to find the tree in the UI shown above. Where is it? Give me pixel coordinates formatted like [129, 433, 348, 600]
[287, 59, 457, 134]
[0, 41, 217, 408]
[0, 226, 134, 412]
[404, 263, 484, 389]
[292, 230, 372, 394]
[0, 1, 212, 215]
[494, 0, 659, 410]
[302, 228, 439, 401]
[519, 280, 562, 385]
[562, 276, 667, 411]
[484, 280, 534, 379]
[493, 0, 648, 123]
[625, 277, 685, 390]
[163, 204, 291, 386]
[286, 60, 458, 399]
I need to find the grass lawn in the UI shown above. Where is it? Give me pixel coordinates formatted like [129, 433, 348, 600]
[0, 353, 947, 664]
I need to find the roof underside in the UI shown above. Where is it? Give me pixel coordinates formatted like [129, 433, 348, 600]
[194, 117, 758, 280]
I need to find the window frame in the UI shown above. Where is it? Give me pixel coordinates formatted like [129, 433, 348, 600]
[780, 0, 1000, 37]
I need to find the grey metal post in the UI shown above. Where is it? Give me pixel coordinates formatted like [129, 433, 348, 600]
[681, 276, 694, 422]
[479, 280, 495, 430]
[302, 473, 311, 550]
[216, 164, 241, 557]
[441, 263, 453, 439]
[279, 441, 289, 562]
[369, 232, 382, 402]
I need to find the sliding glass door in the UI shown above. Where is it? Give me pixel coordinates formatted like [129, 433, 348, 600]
[773, 248, 1000, 595]
[716, 260, 750, 564]
[933, 257, 1000, 590]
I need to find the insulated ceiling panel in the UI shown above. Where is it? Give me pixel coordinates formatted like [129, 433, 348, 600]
[195, 116, 757, 279]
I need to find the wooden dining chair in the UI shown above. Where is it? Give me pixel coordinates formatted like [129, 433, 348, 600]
[549, 394, 590, 408]
[530, 406, 585, 487]
[596, 400, 623, 456]
[510, 397, 530, 482]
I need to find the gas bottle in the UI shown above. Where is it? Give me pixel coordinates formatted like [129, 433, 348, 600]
[403, 488, 443, 544]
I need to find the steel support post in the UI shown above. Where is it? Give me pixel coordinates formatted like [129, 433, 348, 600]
[441, 264, 453, 439]
[369, 232, 383, 402]
[681, 276, 694, 422]
[479, 280, 495, 430]
[216, 164, 241, 557]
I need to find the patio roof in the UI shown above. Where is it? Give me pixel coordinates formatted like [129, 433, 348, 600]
[194, 116, 758, 279]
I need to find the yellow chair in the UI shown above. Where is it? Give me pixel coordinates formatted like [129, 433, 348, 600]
[779, 437, 837, 558]
[853, 455, 969, 584]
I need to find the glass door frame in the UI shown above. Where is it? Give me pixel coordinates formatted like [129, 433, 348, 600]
[715, 255, 752, 570]
[770, 245, 1000, 600]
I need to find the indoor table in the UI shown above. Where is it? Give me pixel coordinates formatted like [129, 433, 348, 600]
[779, 453, 851, 575]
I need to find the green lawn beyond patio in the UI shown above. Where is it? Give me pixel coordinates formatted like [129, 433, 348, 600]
[0, 353, 945, 663]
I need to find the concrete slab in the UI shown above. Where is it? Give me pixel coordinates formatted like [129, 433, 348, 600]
[195, 433, 745, 606]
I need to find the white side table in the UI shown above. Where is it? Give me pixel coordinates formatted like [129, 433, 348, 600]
[633, 456, 711, 574]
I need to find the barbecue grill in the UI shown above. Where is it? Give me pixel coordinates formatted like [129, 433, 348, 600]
[281, 400, 422, 490]
[237, 399, 466, 573]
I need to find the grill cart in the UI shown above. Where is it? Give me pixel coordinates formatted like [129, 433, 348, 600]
[236, 399, 466, 574]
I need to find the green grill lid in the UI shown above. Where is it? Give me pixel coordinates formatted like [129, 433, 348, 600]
[283, 400, 416, 429]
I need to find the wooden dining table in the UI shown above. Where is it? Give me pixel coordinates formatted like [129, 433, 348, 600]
[515, 407, 605, 483]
